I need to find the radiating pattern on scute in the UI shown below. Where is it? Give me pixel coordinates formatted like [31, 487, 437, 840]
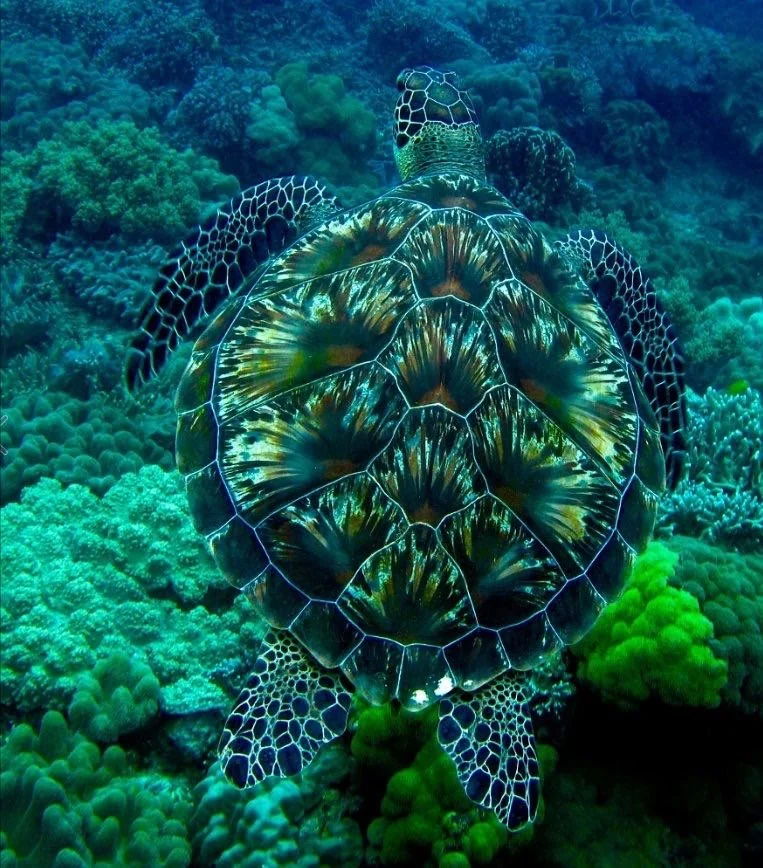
[221, 364, 405, 525]
[219, 630, 352, 787]
[216, 260, 416, 421]
[178, 172, 664, 707]
[338, 525, 477, 645]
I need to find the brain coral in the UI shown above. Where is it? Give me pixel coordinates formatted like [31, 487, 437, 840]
[575, 541, 728, 709]
[485, 126, 587, 220]
[669, 536, 763, 716]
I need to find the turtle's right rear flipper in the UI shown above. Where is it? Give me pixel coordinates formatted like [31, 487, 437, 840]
[125, 176, 341, 392]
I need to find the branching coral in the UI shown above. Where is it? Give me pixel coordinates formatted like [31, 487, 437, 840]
[659, 387, 763, 551]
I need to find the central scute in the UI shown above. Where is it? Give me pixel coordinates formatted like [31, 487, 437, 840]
[191, 174, 643, 710]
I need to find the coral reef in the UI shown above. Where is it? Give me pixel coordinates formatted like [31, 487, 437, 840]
[0, 711, 192, 867]
[273, 62, 379, 195]
[49, 234, 166, 326]
[9, 120, 237, 243]
[485, 126, 587, 220]
[598, 99, 670, 179]
[0, 466, 264, 731]
[669, 536, 763, 716]
[575, 541, 728, 708]
[0, 391, 174, 504]
[190, 746, 362, 867]
[659, 387, 763, 551]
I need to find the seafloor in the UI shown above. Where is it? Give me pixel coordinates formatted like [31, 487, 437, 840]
[0, 1, 761, 866]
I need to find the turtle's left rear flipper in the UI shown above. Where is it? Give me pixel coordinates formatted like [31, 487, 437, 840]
[219, 630, 352, 788]
[125, 176, 340, 392]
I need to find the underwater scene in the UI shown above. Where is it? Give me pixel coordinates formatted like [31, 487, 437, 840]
[0, 1, 761, 865]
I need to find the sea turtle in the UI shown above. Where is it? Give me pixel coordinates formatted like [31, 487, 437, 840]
[126, 67, 686, 830]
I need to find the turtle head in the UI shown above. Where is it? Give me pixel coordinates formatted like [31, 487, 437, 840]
[393, 67, 485, 182]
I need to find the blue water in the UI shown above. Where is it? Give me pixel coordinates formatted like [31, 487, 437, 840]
[1, 2, 761, 866]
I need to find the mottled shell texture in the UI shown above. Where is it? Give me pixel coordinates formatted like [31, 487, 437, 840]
[176, 173, 664, 710]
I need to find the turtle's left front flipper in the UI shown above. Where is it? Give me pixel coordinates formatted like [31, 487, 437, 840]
[125, 176, 341, 392]
[438, 674, 540, 831]
[557, 229, 687, 489]
[219, 630, 352, 788]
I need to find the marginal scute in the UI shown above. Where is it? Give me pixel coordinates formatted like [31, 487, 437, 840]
[176, 405, 217, 475]
[635, 413, 666, 495]
[258, 475, 408, 601]
[290, 602, 364, 668]
[396, 208, 507, 306]
[444, 629, 509, 692]
[176, 351, 215, 413]
[397, 645, 454, 710]
[544, 576, 606, 645]
[185, 464, 235, 536]
[340, 636, 404, 705]
[585, 531, 635, 602]
[208, 516, 269, 590]
[616, 476, 659, 552]
[499, 611, 562, 670]
[244, 566, 309, 629]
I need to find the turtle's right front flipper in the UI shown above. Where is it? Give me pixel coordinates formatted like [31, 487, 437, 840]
[125, 175, 340, 392]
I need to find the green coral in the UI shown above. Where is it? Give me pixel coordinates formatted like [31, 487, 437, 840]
[273, 62, 378, 196]
[0, 150, 34, 246]
[0, 390, 174, 505]
[189, 747, 361, 867]
[575, 541, 728, 708]
[68, 653, 161, 743]
[353, 703, 539, 866]
[668, 536, 763, 716]
[0, 711, 192, 867]
[8, 119, 237, 242]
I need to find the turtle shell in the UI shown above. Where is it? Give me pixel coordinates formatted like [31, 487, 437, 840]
[176, 173, 664, 710]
